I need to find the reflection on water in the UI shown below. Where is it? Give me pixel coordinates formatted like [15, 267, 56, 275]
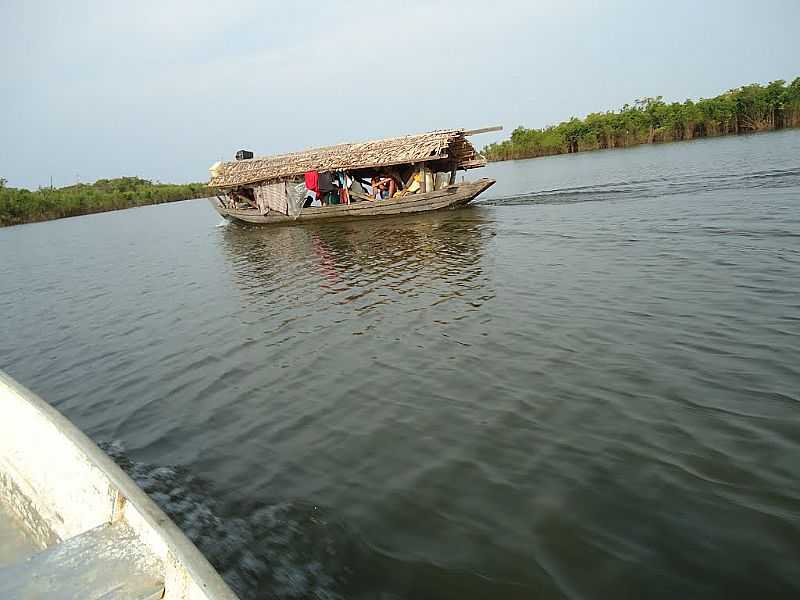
[219, 211, 495, 324]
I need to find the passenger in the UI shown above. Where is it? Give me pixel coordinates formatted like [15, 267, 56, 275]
[371, 175, 396, 200]
[370, 176, 382, 199]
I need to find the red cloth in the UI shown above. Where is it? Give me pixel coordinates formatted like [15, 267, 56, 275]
[304, 171, 319, 195]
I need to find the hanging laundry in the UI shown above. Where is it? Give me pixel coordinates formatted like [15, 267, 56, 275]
[254, 182, 288, 215]
[337, 172, 350, 204]
[318, 172, 336, 195]
[287, 181, 307, 217]
[304, 171, 320, 195]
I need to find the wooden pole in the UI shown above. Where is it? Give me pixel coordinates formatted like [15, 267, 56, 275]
[463, 126, 503, 136]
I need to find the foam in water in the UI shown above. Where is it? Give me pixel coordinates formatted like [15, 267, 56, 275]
[100, 441, 353, 600]
[481, 165, 800, 206]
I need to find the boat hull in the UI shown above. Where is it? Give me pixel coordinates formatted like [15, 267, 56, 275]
[0, 370, 238, 600]
[211, 178, 495, 225]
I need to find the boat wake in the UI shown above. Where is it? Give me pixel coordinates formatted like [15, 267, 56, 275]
[480, 167, 800, 206]
[100, 441, 357, 600]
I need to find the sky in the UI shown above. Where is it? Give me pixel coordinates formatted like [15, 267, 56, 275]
[1, 0, 798, 189]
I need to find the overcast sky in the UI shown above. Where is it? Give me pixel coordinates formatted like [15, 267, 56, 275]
[1, 0, 797, 189]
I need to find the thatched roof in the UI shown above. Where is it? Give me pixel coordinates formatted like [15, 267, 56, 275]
[208, 129, 486, 188]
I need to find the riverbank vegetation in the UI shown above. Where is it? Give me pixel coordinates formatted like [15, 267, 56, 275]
[484, 78, 800, 161]
[0, 177, 211, 227]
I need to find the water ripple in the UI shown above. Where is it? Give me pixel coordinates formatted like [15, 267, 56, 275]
[1, 131, 799, 599]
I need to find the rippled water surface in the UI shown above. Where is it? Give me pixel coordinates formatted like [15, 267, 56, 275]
[2, 130, 800, 599]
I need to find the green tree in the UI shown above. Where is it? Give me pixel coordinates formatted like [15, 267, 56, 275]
[1, 177, 211, 227]
[484, 77, 800, 162]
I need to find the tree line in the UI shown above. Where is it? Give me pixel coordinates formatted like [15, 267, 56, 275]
[483, 78, 800, 161]
[0, 177, 211, 227]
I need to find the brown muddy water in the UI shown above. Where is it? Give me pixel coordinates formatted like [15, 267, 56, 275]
[1, 130, 799, 599]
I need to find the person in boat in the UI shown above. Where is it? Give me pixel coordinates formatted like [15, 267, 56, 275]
[369, 176, 382, 199]
[371, 175, 396, 200]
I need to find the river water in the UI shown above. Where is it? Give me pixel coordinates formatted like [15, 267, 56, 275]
[1, 130, 799, 599]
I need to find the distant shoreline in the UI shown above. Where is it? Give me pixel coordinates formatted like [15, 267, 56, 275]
[0, 178, 211, 227]
[487, 124, 799, 163]
[484, 77, 800, 162]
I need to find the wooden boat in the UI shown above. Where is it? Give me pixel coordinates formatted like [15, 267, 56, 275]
[211, 178, 495, 225]
[208, 127, 499, 225]
[0, 369, 238, 600]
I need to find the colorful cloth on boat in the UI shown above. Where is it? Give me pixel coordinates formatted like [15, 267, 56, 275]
[318, 172, 336, 194]
[287, 181, 307, 218]
[254, 182, 288, 215]
[337, 172, 350, 204]
[304, 171, 319, 195]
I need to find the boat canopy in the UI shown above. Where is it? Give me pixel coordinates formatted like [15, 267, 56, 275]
[208, 128, 499, 189]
